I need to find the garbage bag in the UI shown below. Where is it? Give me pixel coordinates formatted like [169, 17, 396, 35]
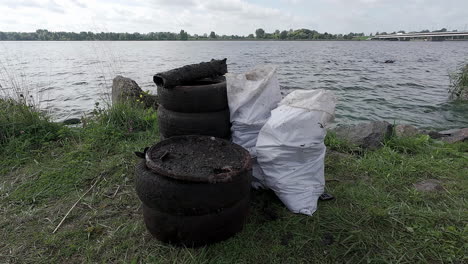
[256, 89, 336, 215]
[226, 65, 282, 187]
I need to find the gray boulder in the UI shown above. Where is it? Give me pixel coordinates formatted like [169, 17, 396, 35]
[425, 130, 444, 139]
[112, 75, 158, 108]
[438, 128, 468, 143]
[62, 118, 81, 125]
[394, 124, 420, 137]
[332, 121, 393, 149]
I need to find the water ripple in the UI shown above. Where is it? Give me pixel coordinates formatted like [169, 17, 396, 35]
[72, 81, 88, 85]
[1, 41, 467, 128]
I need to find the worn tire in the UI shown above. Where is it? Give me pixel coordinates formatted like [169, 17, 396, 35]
[158, 106, 231, 139]
[135, 161, 251, 215]
[142, 196, 249, 247]
[157, 76, 227, 113]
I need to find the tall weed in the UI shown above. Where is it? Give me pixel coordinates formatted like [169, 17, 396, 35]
[82, 102, 158, 152]
[449, 63, 468, 99]
[0, 98, 64, 149]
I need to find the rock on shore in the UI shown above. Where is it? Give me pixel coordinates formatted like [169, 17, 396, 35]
[332, 121, 393, 149]
[394, 124, 420, 137]
[112, 76, 158, 108]
[332, 121, 467, 148]
[437, 128, 468, 143]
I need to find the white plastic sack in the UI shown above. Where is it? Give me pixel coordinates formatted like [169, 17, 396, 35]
[226, 65, 282, 187]
[256, 89, 336, 215]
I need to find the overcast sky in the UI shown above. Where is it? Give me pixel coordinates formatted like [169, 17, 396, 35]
[0, 0, 467, 35]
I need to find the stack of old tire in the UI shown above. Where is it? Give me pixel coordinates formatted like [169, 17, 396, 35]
[135, 136, 252, 247]
[154, 59, 231, 140]
[135, 59, 252, 247]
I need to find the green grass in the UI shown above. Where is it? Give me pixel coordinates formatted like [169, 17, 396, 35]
[1, 100, 467, 263]
[0, 98, 69, 175]
[0, 98, 62, 146]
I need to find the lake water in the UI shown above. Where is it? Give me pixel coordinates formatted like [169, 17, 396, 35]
[1, 41, 467, 129]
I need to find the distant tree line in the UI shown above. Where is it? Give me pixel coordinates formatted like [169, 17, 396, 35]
[374, 28, 460, 35]
[0, 29, 184, 41]
[0, 28, 369, 41]
[252, 28, 366, 40]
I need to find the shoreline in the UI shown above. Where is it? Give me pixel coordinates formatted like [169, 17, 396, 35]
[3, 39, 468, 42]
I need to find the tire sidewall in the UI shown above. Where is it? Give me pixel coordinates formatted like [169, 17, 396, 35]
[158, 106, 231, 139]
[135, 161, 251, 215]
[157, 77, 227, 113]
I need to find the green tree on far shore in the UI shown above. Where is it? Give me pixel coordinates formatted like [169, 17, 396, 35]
[280, 30, 288, 39]
[179, 30, 188, 40]
[255, 28, 265, 39]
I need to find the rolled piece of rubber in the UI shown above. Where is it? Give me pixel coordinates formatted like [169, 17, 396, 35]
[157, 76, 227, 113]
[157, 105, 231, 139]
[153, 58, 228, 88]
[142, 196, 249, 247]
[135, 160, 251, 215]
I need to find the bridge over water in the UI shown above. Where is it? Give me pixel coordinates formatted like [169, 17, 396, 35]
[370, 31, 468, 41]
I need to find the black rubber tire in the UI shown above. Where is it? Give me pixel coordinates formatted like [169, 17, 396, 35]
[135, 161, 251, 215]
[157, 76, 227, 113]
[142, 196, 249, 247]
[158, 105, 231, 139]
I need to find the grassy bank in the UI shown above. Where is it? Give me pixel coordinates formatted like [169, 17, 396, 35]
[0, 98, 467, 263]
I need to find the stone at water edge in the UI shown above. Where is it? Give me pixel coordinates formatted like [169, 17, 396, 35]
[413, 179, 443, 192]
[332, 121, 393, 149]
[438, 128, 463, 135]
[438, 128, 468, 143]
[112, 75, 140, 103]
[425, 130, 444, 139]
[395, 124, 420, 137]
[62, 118, 81, 125]
[112, 75, 158, 108]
